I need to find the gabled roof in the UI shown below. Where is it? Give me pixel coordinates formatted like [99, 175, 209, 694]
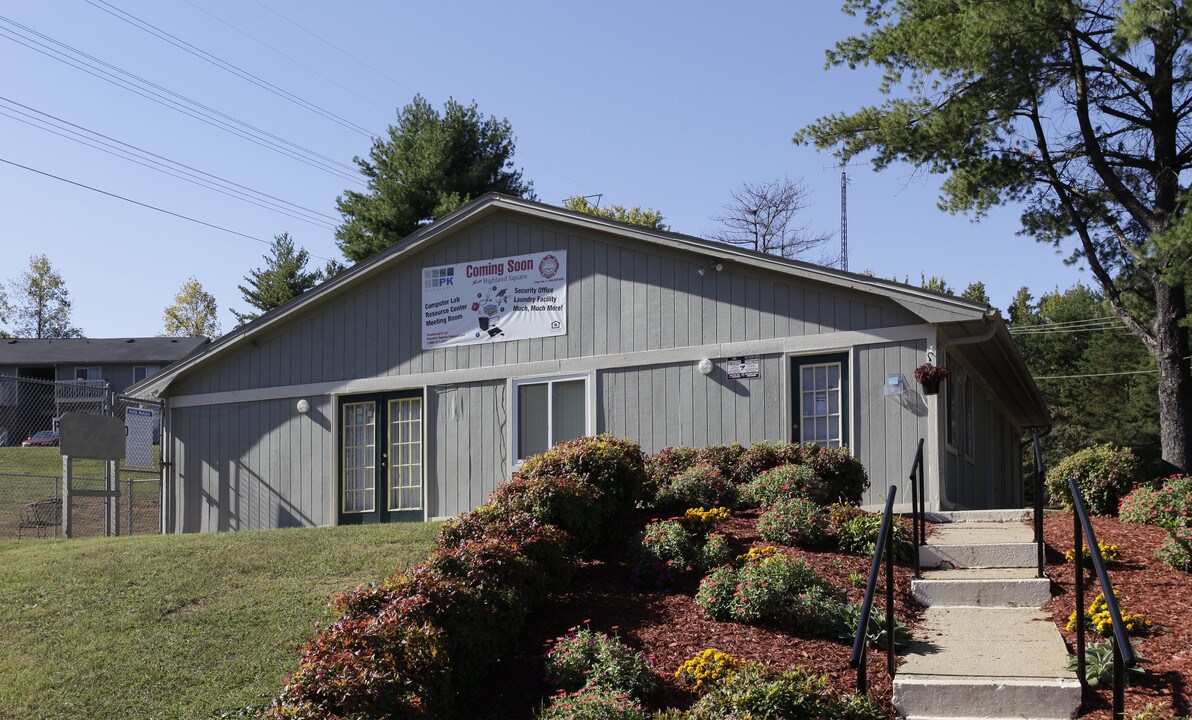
[129, 194, 1032, 410]
[0, 336, 209, 365]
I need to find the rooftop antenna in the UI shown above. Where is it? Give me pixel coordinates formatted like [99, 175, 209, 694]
[839, 170, 848, 272]
[825, 163, 865, 272]
[567, 193, 603, 208]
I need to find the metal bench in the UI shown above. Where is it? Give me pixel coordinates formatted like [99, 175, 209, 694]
[18, 498, 61, 539]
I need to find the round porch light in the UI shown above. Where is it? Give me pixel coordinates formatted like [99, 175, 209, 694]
[697, 358, 714, 376]
[296, 398, 310, 414]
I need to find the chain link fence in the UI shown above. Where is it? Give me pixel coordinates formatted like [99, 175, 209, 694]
[0, 375, 163, 540]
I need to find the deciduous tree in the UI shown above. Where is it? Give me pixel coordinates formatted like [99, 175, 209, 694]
[5, 254, 82, 338]
[563, 196, 668, 230]
[797, 1, 1192, 472]
[336, 95, 534, 263]
[712, 177, 832, 261]
[232, 233, 322, 324]
[162, 277, 220, 339]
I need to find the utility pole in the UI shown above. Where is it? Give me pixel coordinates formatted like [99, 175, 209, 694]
[840, 170, 848, 272]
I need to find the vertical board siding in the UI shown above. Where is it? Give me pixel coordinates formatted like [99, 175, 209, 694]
[171, 397, 331, 533]
[427, 380, 507, 518]
[855, 340, 930, 508]
[171, 213, 917, 396]
[599, 356, 785, 455]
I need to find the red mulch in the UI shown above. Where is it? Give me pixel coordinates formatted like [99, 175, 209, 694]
[1043, 512, 1192, 718]
[461, 509, 922, 719]
[459, 509, 1192, 719]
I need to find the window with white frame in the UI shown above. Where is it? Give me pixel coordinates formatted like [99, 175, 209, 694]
[133, 366, 159, 383]
[514, 375, 588, 461]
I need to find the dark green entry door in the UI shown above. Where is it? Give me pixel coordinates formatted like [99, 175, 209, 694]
[792, 353, 850, 449]
[339, 390, 424, 524]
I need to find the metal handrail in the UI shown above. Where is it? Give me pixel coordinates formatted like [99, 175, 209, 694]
[908, 438, 925, 579]
[1068, 476, 1137, 719]
[850, 484, 897, 692]
[1032, 432, 1045, 578]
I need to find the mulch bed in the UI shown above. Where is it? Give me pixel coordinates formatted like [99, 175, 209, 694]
[461, 508, 921, 719]
[460, 509, 1192, 719]
[1043, 511, 1192, 718]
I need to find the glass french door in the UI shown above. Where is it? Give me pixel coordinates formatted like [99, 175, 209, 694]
[339, 391, 424, 523]
[792, 353, 849, 449]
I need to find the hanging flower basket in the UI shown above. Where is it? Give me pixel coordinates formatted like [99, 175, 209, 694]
[914, 363, 949, 395]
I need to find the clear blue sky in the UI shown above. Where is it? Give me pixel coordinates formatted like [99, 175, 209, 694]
[0, 1, 1085, 338]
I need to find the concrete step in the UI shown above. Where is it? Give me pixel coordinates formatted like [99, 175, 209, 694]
[894, 607, 1081, 720]
[912, 568, 1052, 608]
[921, 521, 1039, 569]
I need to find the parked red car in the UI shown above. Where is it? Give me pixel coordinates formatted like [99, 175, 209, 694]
[21, 430, 58, 447]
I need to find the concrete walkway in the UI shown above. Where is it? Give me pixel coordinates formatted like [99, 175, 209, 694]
[893, 511, 1081, 720]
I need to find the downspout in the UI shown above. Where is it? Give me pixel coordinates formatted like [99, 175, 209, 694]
[930, 308, 999, 513]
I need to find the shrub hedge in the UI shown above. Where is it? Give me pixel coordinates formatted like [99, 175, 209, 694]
[1045, 444, 1141, 515]
[757, 497, 831, 547]
[263, 434, 646, 720]
[1119, 474, 1192, 529]
[739, 464, 830, 508]
[654, 463, 738, 510]
[732, 441, 869, 504]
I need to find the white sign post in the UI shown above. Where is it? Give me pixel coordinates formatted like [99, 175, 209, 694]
[421, 250, 567, 349]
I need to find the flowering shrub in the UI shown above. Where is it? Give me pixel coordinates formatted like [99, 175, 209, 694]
[545, 625, 656, 697]
[828, 502, 866, 528]
[682, 664, 883, 720]
[733, 442, 868, 503]
[1119, 475, 1192, 529]
[636, 520, 731, 589]
[264, 436, 647, 720]
[1065, 541, 1121, 565]
[654, 463, 739, 510]
[1046, 444, 1141, 515]
[1156, 528, 1192, 573]
[674, 648, 744, 691]
[537, 685, 649, 720]
[739, 464, 829, 508]
[695, 551, 842, 632]
[757, 497, 831, 547]
[679, 506, 733, 533]
[693, 443, 748, 480]
[836, 512, 915, 561]
[513, 434, 647, 545]
[735, 544, 786, 564]
[645, 446, 700, 500]
[1066, 592, 1150, 635]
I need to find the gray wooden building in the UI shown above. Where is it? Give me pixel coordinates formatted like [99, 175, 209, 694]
[129, 195, 1048, 532]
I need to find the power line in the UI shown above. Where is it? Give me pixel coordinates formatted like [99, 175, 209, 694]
[0, 156, 335, 262]
[0, 96, 339, 230]
[178, 0, 389, 114]
[249, 0, 419, 96]
[0, 16, 363, 185]
[246, 0, 597, 196]
[84, 0, 374, 138]
[1034, 368, 1157, 380]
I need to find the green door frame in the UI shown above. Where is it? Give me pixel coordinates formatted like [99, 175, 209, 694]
[338, 389, 425, 524]
[791, 352, 850, 448]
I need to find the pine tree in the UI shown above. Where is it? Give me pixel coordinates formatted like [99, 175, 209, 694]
[232, 233, 321, 324]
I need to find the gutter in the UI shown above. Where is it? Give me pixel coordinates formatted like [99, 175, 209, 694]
[937, 307, 1000, 354]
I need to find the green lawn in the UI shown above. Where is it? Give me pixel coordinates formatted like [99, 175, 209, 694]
[0, 522, 441, 719]
[1, 446, 165, 538]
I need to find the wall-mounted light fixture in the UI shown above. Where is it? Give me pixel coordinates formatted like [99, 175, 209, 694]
[697, 358, 714, 375]
[296, 398, 310, 414]
[696, 259, 724, 276]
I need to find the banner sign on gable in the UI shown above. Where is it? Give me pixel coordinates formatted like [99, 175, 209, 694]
[422, 250, 567, 349]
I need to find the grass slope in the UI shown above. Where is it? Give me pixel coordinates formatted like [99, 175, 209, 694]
[0, 523, 440, 719]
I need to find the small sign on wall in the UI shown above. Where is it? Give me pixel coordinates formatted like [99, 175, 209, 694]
[726, 355, 761, 379]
